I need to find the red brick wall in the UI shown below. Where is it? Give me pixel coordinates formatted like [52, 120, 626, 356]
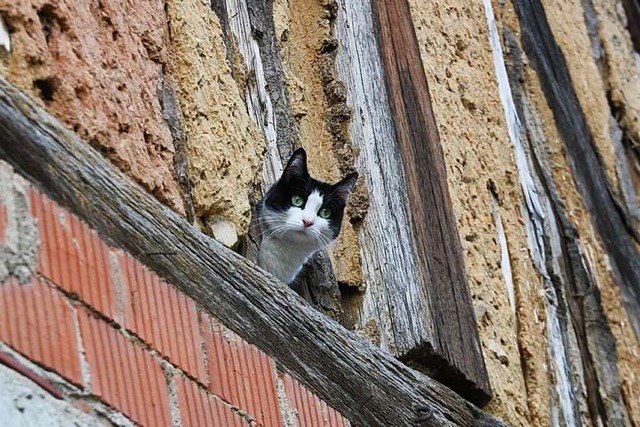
[0, 162, 349, 427]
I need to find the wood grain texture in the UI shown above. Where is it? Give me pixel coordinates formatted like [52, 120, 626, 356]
[513, 0, 640, 340]
[334, 0, 426, 362]
[494, 7, 631, 422]
[0, 76, 507, 426]
[223, 0, 281, 185]
[371, 0, 491, 404]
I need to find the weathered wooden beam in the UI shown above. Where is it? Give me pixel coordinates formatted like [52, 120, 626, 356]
[512, 0, 640, 340]
[370, 0, 491, 405]
[0, 76, 507, 426]
[334, 0, 426, 351]
[622, 0, 640, 53]
[489, 1, 631, 421]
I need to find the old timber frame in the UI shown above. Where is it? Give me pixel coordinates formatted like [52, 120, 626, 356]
[0, 76, 505, 426]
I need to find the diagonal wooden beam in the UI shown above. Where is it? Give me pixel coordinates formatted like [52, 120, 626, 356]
[371, 0, 491, 404]
[513, 0, 640, 341]
[0, 76, 505, 426]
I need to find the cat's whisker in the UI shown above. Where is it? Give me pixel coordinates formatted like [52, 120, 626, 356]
[257, 223, 286, 239]
[312, 229, 332, 249]
[319, 234, 333, 249]
[260, 225, 290, 245]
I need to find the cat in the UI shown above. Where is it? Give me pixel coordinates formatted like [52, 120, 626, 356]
[257, 148, 358, 285]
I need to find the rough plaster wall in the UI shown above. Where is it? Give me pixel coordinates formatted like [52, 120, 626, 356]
[527, 1, 640, 424]
[497, 1, 640, 425]
[0, 164, 39, 285]
[0, 0, 185, 215]
[540, 0, 621, 196]
[0, 364, 105, 427]
[583, 1, 640, 422]
[0, 344, 136, 427]
[166, 0, 264, 241]
[593, 0, 640, 144]
[272, 0, 362, 287]
[405, 2, 549, 425]
[591, 1, 640, 244]
[523, 57, 638, 427]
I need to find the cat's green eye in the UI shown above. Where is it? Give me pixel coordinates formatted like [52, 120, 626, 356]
[291, 195, 305, 207]
[318, 208, 331, 219]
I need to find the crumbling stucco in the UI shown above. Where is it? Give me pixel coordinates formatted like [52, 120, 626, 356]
[592, 0, 640, 142]
[0, 344, 135, 426]
[540, 0, 621, 199]
[0, 363, 107, 427]
[166, 0, 264, 242]
[0, 0, 185, 215]
[0, 163, 39, 285]
[273, 0, 363, 287]
[526, 1, 639, 424]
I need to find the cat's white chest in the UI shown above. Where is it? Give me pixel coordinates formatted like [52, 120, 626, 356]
[258, 238, 316, 283]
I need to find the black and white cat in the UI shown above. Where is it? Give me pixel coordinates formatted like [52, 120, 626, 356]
[257, 148, 358, 285]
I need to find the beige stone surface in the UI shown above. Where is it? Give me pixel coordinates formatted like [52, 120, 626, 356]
[528, 1, 640, 424]
[497, 0, 640, 424]
[593, 0, 640, 144]
[540, 0, 620, 197]
[408, 1, 554, 425]
[273, 0, 362, 287]
[526, 60, 640, 427]
[0, 0, 184, 214]
[166, 0, 264, 237]
[590, 2, 640, 422]
[592, 0, 640, 216]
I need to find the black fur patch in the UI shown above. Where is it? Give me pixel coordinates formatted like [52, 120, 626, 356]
[260, 148, 357, 238]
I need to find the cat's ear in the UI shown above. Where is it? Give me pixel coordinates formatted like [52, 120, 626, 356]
[283, 148, 308, 178]
[334, 172, 358, 202]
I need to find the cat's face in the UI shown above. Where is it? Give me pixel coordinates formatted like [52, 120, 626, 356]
[259, 148, 358, 249]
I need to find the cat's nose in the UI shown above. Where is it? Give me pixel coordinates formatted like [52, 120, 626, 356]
[302, 219, 314, 228]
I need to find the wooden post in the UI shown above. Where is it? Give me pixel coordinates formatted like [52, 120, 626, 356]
[368, 0, 492, 404]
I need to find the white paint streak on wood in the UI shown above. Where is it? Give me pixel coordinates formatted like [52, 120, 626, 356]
[543, 182, 587, 427]
[225, 0, 282, 185]
[548, 303, 579, 427]
[490, 194, 515, 314]
[335, 0, 431, 354]
[0, 16, 9, 53]
[483, 2, 581, 425]
[483, 0, 546, 259]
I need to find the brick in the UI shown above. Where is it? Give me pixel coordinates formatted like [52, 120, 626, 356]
[119, 252, 206, 381]
[0, 277, 83, 386]
[282, 373, 349, 427]
[201, 315, 282, 427]
[175, 375, 247, 427]
[29, 189, 116, 319]
[77, 308, 171, 426]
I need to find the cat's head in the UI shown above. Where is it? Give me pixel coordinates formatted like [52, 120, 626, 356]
[259, 148, 358, 249]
